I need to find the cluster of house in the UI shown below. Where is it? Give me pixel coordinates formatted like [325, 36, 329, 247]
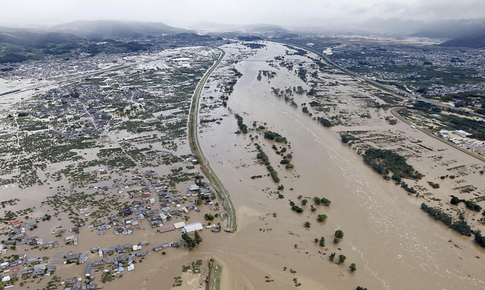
[2, 171, 211, 251]
[58, 241, 181, 290]
[85, 172, 212, 236]
[62, 276, 99, 290]
[0, 254, 57, 285]
[331, 44, 485, 98]
[81, 240, 181, 283]
[113, 169, 167, 196]
[1, 236, 183, 288]
[79, 194, 202, 238]
[17, 83, 151, 143]
[4, 219, 59, 249]
[438, 130, 485, 155]
[0, 166, 214, 287]
[0, 254, 23, 285]
[0, 51, 114, 83]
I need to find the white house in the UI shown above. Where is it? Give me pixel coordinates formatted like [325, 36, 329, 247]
[188, 184, 199, 191]
[438, 130, 449, 139]
[159, 213, 168, 222]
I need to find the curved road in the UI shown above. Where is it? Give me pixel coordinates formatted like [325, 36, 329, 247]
[188, 48, 237, 232]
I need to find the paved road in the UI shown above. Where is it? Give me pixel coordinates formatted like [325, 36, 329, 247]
[188, 48, 237, 232]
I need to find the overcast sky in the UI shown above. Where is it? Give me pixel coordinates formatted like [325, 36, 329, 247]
[1, 0, 485, 27]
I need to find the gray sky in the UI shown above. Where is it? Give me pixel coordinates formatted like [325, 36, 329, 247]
[2, 0, 485, 27]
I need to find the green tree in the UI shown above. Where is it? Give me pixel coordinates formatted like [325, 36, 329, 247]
[475, 230, 485, 247]
[320, 197, 331, 206]
[317, 214, 327, 222]
[301, 199, 308, 206]
[319, 237, 325, 247]
[313, 197, 321, 205]
[195, 175, 203, 186]
[349, 263, 356, 272]
[329, 252, 335, 262]
[338, 255, 346, 264]
[194, 231, 202, 245]
[304, 221, 311, 228]
[340, 135, 349, 143]
[334, 230, 344, 239]
[182, 234, 196, 250]
[450, 196, 461, 205]
[333, 237, 340, 244]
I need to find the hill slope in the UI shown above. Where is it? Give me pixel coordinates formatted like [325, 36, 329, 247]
[47, 20, 188, 39]
[440, 33, 485, 48]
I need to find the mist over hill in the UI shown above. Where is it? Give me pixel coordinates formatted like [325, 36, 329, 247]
[2, 16, 485, 64]
[47, 20, 188, 40]
[0, 21, 226, 63]
[353, 17, 485, 40]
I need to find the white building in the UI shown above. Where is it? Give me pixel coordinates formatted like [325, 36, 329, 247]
[181, 222, 203, 234]
[454, 130, 471, 137]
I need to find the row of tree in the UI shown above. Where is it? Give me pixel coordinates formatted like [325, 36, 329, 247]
[182, 231, 202, 250]
[264, 130, 288, 143]
[450, 196, 482, 212]
[363, 148, 423, 180]
[235, 114, 248, 134]
[420, 203, 471, 236]
[255, 144, 280, 183]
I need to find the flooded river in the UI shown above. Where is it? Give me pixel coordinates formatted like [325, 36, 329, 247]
[196, 42, 485, 290]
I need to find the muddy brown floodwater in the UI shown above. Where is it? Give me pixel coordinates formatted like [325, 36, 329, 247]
[195, 42, 485, 290]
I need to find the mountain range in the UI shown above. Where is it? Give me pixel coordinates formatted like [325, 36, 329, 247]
[359, 17, 485, 40]
[1, 18, 485, 62]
